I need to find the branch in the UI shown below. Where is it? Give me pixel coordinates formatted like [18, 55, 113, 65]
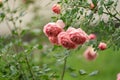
[112, 6, 120, 17]
[25, 55, 35, 80]
[61, 56, 67, 80]
[103, 5, 120, 22]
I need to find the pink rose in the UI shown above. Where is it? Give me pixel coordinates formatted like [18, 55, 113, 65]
[67, 27, 88, 45]
[98, 42, 107, 50]
[52, 4, 61, 14]
[83, 46, 98, 61]
[77, 28, 89, 39]
[117, 73, 120, 80]
[89, 34, 96, 40]
[48, 37, 59, 45]
[43, 22, 63, 37]
[56, 20, 65, 28]
[58, 32, 77, 49]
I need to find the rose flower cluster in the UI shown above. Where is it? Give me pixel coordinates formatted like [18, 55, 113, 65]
[43, 3, 107, 61]
[43, 20, 89, 49]
[43, 20, 96, 60]
[43, 19, 107, 61]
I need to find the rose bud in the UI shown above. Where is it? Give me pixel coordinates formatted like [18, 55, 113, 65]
[48, 37, 59, 45]
[90, 3, 95, 9]
[67, 27, 88, 45]
[56, 20, 65, 28]
[117, 73, 120, 80]
[52, 4, 61, 14]
[83, 46, 98, 61]
[43, 22, 63, 37]
[98, 42, 107, 50]
[0, 0, 2, 5]
[89, 34, 96, 40]
[58, 32, 77, 49]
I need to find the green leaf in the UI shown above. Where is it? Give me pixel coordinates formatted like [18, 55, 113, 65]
[92, 0, 98, 6]
[98, 7, 103, 15]
[51, 16, 58, 21]
[80, 9, 84, 15]
[44, 68, 51, 72]
[70, 72, 77, 77]
[32, 66, 40, 72]
[67, 66, 75, 72]
[10, 65, 17, 75]
[37, 45, 43, 50]
[89, 70, 99, 76]
[79, 69, 87, 75]
[0, 12, 5, 21]
[20, 29, 27, 35]
[105, 0, 114, 6]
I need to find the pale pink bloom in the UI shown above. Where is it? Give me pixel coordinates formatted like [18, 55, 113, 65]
[58, 32, 77, 49]
[48, 37, 59, 45]
[89, 34, 96, 40]
[67, 27, 88, 45]
[56, 20, 65, 28]
[83, 46, 98, 61]
[117, 73, 120, 80]
[66, 27, 76, 33]
[43, 22, 63, 37]
[98, 42, 107, 50]
[52, 4, 61, 14]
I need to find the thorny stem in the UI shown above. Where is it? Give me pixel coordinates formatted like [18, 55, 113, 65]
[61, 56, 68, 80]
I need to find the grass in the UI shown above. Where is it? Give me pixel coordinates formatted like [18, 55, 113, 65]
[63, 48, 120, 80]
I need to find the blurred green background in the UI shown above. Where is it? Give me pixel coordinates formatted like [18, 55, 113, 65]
[64, 48, 120, 80]
[40, 46, 120, 80]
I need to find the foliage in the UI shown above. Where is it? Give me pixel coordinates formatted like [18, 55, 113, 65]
[53, 0, 120, 50]
[0, 0, 120, 80]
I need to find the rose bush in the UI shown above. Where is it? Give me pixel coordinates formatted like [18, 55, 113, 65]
[43, 0, 120, 79]
[0, 0, 120, 80]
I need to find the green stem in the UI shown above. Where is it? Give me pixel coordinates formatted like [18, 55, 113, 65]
[61, 56, 67, 80]
[24, 54, 35, 80]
